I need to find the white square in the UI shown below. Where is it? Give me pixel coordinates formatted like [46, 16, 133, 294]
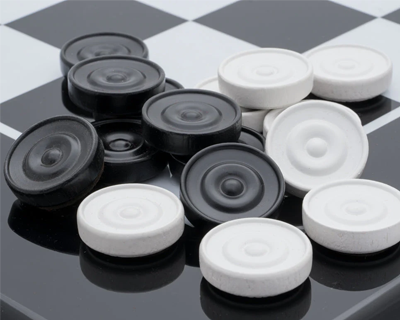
[0, 26, 62, 103]
[304, 19, 400, 103]
[0, 0, 65, 24]
[145, 21, 258, 88]
[330, 0, 400, 17]
[137, 0, 239, 20]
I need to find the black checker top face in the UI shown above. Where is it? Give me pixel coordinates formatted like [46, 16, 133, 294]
[2, 0, 400, 319]
[69, 56, 164, 94]
[68, 55, 165, 116]
[181, 143, 284, 226]
[4, 116, 104, 208]
[6, 117, 97, 191]
[60, 32, 149, 75]
[142, 89, 242, 155]
[143, 90, 240, 134]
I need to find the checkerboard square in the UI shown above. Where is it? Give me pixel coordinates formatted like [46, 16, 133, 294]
[384, 8, 400, 23]
[0, 0, 65, 24]
[0, 26, 62, 103]
[330, 0, 400, 17]
[304, 18, 400, 102]
[362, 115, 400, 190]
[196, 0, 374, 52]
[0, 77, 90, 132]
[136, 0, 240, 20]
[1, 134, 14, 167]
[6, 0, 186, 48]
[145, 21, 258, 87]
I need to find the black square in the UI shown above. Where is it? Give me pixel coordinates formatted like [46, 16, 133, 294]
[196, 0, 374, 52]
[307, 94, 400, 126]
[7, 0, 185, 48]
[361, 116, 400, 190]
[0, 77, 93, 132]
[1, 135, 14, 168]
[384, 8, 400, 25]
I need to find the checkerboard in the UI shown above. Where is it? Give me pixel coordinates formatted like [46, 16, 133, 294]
[1, 1, 400, 319]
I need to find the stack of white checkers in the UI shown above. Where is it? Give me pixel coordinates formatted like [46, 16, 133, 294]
[196, 45, 392, 138]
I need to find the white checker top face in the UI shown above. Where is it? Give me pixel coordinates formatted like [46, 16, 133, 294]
[219, 49, 311, 88]
[266, 100, 368, 197]
[303, 179, 400, 253]
[77, 184, 184, 257]
[202, 219, 309, 274]
[79, 184, 182, 235]
[307, 45, 391, 82]
[305, 19, 400, 102]
[218, 48, 313, 109]
[200, 218, 312, 297]
[263, 106, 362, 138]
[304, 180, 400, 232]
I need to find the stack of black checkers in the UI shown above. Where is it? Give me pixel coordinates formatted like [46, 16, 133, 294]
[61, 33, 186, 120]
[4, 32, 184, 210]
[62, 33, 182, 186]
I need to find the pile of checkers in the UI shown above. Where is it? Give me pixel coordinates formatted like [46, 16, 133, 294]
[4, 32, 400, 298]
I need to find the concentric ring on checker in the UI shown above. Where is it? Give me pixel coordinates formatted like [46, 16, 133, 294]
[77, 184, 184, 257]
[218, 48, 313, 109]
[263, 105, 362, 138]
[305, 45, 392, 102]
[142, 89, 242, 155]
[93, 119, 167, 184]
[4, 115, 104, 209]
[266, 100, 368, 197]
[303, 179, 400, 254]
[196, 76, 268, 132]
[200, 218, 313, 297]
[68, 55, 165, 116]
[60, 32, 149, 75]
[180, 143, 285, 227]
